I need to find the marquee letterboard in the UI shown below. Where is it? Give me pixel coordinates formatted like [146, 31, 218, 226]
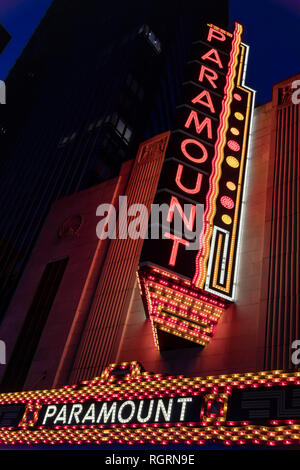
[1, 362, 300, 448]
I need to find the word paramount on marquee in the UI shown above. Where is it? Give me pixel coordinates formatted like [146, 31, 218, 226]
[1, 362, 300, 447]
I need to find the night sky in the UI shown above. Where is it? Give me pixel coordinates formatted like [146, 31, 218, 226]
[0, 0, 299, 104]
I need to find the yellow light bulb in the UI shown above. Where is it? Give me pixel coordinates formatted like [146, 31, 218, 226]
[226, 156, 239, 168]
[222, 214, 232, 225]
[226, 181, 236, 191]
[234, 112, 244, 120]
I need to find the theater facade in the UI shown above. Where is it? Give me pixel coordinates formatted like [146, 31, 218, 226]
[1, 22, 300, 449]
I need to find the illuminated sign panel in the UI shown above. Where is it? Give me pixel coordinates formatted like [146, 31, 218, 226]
[139, 22, 254, 348]
[37, 396, 202, 427]
[141, 24, 236, 279]
[1, 362, 300, 447]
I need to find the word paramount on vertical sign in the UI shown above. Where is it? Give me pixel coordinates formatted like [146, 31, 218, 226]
[138, 22, 254, 349]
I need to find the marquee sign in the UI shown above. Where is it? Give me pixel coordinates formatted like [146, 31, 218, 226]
[1, 361, 300, 448]
[138, 22, 254, 348]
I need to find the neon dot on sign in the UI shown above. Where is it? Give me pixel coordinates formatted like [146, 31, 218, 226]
[234, 112, 244, 121]
[226, 156, 239, 168]
[227, 140, 240, 152]
[220, 195, 234, 209]
[226, 181, 236, 191]
[222, 214, 232, 225]
[233, 93, 242, 101]
[230, 127, 239, 136]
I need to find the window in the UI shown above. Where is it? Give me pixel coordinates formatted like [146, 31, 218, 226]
[116, 118, 125, 135]
[58, 132, 77, 147]
[126, 74, 144, 102]
[139, 24, 161, 53]
[105, 113, 133, 145]
[114, 115, 132, 144]
[88, 119, 103, 132]
[124, 127, 132, 143]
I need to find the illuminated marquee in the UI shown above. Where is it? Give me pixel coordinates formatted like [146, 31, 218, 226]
[137, 266, 226, 348]
[139, 22, 254, 348]
[1, 361, 300, 448]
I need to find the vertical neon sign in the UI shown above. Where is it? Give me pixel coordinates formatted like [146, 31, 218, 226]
[139, 22, 254, 348]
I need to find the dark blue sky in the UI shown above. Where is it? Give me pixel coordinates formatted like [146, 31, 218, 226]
[230, 0, 300, 104]
[0, 0, 52, 76]
[0, 0, 299, 104]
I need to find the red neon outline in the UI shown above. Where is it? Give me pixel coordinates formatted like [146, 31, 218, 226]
[181, 138, 208, 164]
[184, 112, 212, 139]
[227, 140, 240, 152]
[164, 232, 190, 266]
[198, 65, 218, 89]
[233, 93, 242, 101]
[191, 90, 216, 113]
[207, 27, 226, 43]
[201, 48, 224, 69]
[167, 195, 196, 231]
[175, 164, 203, 195]
[220, 195, 234, 210]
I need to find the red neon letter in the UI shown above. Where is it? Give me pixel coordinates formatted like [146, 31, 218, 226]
[201, 48, 223, 69]
[181, 139, 208, 164]
[167, 195, 196, 231]
[191, 90, 215, 114]
[207, 27, 226, 43]
[198, 65, 218, 89]
[164, 232, 190, 266]
[184, 111, 212, 139]
[175, 164, 203, 195]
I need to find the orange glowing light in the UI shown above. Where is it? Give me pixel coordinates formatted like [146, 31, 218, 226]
[234, 112, 244, 120]
[226, 181, 236, 191]
[230, 127, 240, 135]
[226, 156, 239, 168]
[222, 214, 232, 225]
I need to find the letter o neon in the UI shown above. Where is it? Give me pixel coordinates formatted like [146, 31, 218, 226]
[117, 400, 136, 423]
[181, 139, 208, 164]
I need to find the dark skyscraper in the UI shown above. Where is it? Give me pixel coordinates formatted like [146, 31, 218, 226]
[0, 0, 228, 321]
[0, 24, 11, 55]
